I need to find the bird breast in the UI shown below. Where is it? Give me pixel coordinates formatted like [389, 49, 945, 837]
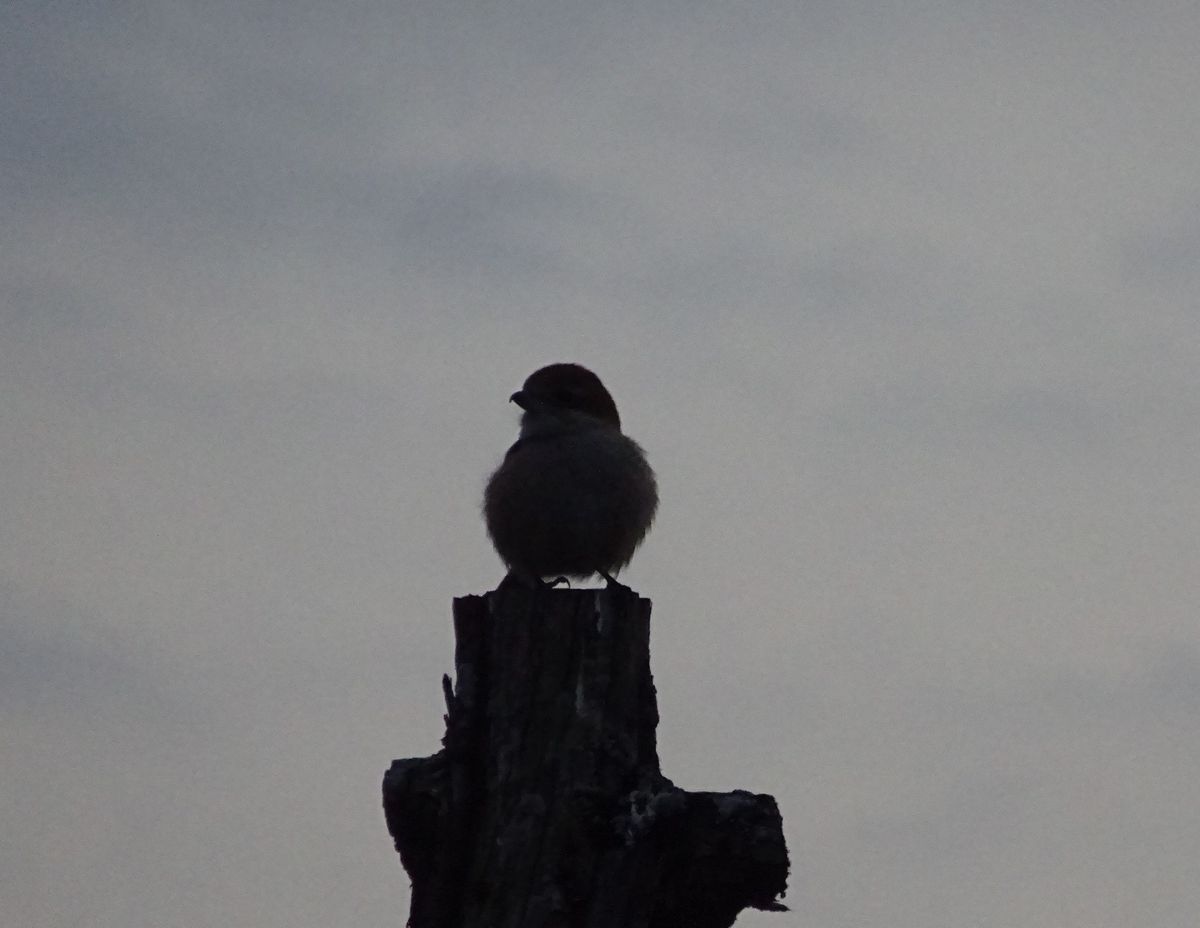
[483, 427, 657, 579]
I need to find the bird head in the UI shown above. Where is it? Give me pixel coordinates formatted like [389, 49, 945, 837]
[510, 363, 622, 432]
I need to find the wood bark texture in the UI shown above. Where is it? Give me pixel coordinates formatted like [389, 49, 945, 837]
[383, 586, 788, 928]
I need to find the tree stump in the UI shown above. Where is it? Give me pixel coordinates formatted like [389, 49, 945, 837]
[382, 586, 788, 928]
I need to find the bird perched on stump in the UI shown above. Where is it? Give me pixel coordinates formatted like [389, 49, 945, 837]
[484, 363, 657, 586]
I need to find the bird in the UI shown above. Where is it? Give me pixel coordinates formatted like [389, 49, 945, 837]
[483, 363, 657, 586]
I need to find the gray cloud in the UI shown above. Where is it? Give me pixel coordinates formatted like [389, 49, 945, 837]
[1119, 201, 1200, 290]
[5, 1, 1200, 926]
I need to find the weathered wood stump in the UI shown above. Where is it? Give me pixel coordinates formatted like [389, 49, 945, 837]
[383, 586, 788, 928]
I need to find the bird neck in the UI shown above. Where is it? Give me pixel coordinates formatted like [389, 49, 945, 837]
[518, 409, 610, 441]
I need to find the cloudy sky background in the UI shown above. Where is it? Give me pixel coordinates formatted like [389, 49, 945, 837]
[4, 2, 1200, 925]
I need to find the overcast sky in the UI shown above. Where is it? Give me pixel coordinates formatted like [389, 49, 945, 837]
[4, 2, 1200, 926]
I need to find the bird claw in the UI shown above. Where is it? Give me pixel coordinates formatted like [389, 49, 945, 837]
[493, 571, 627, 594]
[494, 571, 572, 594]
[599, 570, 631, 593]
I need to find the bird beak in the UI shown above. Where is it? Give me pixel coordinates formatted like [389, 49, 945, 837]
[509, 390, 530, 410]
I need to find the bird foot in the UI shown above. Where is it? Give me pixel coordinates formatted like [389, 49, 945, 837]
[599, 570, 632, 593]
[494, 571, 571, 594]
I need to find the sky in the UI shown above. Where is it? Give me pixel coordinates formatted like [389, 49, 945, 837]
[3, 1, 1199, 926]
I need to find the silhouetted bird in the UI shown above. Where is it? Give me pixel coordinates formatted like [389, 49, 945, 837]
[484, 363, 657, 585]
